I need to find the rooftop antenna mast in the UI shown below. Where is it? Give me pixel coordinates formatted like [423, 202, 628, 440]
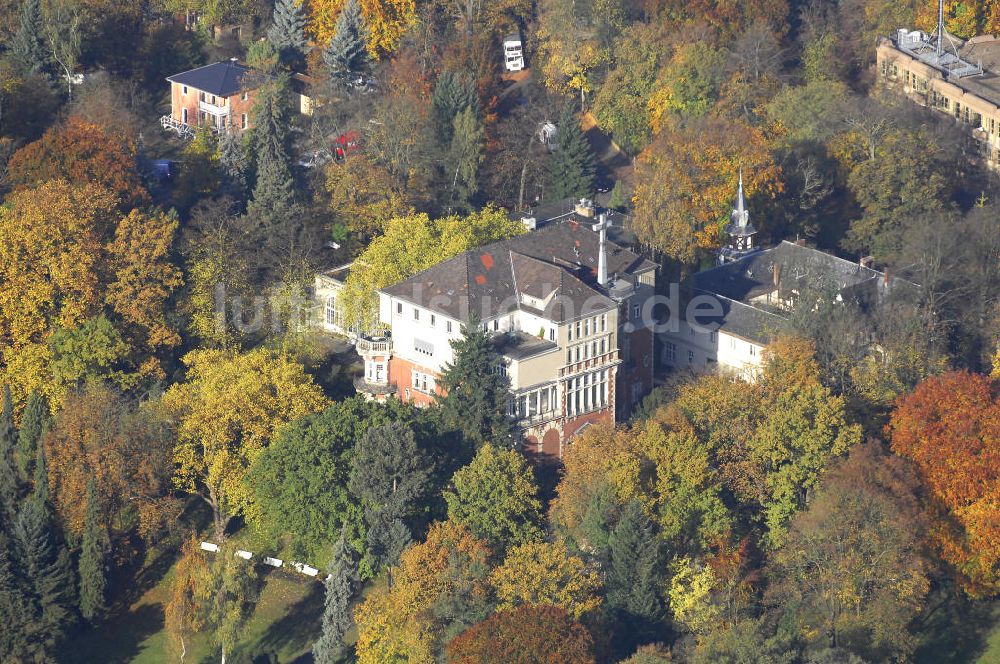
[937, 0, 945, 57]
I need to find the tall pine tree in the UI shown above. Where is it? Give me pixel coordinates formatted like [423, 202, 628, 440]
[0, 529, 33, 662]
[313, 525, 356, 664]
[0, 386, 18, 516]
[436, 320, 514, 449]
[16, 390, 48, 481]
[349, 422, 428, 574]
[14, 499, 75, 656]
[10, 0, 49, 75]
[33, 442, 49, 506]
[447, 106, 484, 212]
[78, 477, 107, 622]
[432, 70, 477, 144]
[605, 500, 665, 656]
[267, 0, 310, 64]
[323, 0, 369, 84]
[548, 104, 596, 202]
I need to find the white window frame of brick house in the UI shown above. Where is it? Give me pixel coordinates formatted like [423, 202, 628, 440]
[665, 341, 676, 363]
[241, 113, 248, 130]
[182, 107, 188, 124]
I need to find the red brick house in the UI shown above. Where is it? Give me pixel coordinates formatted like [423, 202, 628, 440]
[162, 59, 258, 136]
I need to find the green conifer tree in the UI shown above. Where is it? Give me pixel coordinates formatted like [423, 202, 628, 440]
[248, 82, 295, 227]
[432, 70, 477, 144]
[33, 442, 49, 506]
[548, 104, 596, 201]
[605, 500, 664, 655]
[0, 386, 18, 515]
[78, 478, 106, 622]
[0, 529, 33, 661]
[14, 499, 75, 654]
[436, 320, 514, 449]
[448, 106, 484, 212]
[313, 525, 356, 663]
[323, 0, 369, 84]
[10, 0, 49, 75]
[16, 390, 48, 481]
[267, 0, 310, 63]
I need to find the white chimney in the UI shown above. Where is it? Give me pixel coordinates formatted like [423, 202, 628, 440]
[595, 213, 608, 287]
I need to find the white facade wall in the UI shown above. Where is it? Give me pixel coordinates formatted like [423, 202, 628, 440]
[659, 322, 765, 379]
[379, 294, 462, 372]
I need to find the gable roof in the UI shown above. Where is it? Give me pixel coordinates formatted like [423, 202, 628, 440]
[381, 221, 654, 323]
[167, 60, 254, 97]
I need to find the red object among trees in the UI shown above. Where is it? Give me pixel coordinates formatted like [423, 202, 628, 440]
[446, 604, 596, 663]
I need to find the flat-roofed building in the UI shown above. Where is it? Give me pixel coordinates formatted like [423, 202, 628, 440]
[876, 28, 1000, 165]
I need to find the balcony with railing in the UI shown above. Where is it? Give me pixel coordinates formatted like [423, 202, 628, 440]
[353, 376, 396, 396]
[354, 336, 392, 355]
[199, 99, 228, 115]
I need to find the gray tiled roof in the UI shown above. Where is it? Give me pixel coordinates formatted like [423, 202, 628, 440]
[381, 221, 655, 323]
[166, 60, 253, 97]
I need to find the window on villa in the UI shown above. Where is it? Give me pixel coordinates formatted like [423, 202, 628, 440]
[396, 302, 403, 315]
[181, 108, 188, 124]
[446, 320, 452, 333]
[182, 85, 188, 95]
[600, 314, 606, 332]
[549, 328, 555, 341]
[584, 319, 590, 336]
[665, 342, 676, 363]
[493, 319, 499, 331]
[688, 350, 695, 364]
[413, 307, 419, 321]
[241, 113, 248, 130]
[430, 314, 435, 327]
[632, 304, 640, 319]
[242, 91, 249, 101]
[324, 296, 337, 326]
[568, 326, 574, 341]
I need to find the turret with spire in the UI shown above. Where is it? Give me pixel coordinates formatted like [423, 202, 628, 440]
[719, 170, 758, 264]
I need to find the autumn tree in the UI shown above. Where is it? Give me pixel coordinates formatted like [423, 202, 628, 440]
[444, 444, 543, 552]
[42, 382, 179, 548]
[162, 348, 329, 538]
[632, 116, 781, 265]
[0, 180, 118, 406]
[490, 540, 602, 619]
[646, 40, 727, 135]
[308, 0, 415, 57]
[324, 152, 412, 240]
[105, 208, 183, 378]
[890, 371, 1000, 596]
[353, 521, 492, 663]
[446, 604, 597, 664]
[6, 116, 147, 208]
[766, 442, 930, 660]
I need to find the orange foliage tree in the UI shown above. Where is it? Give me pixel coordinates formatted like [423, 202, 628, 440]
[889, 370, 1000, 597]
[446, 604, 597, 664]
[632, 116, 781, 265]
[6, 116, 148, 209]
[42, 382, 180, 552]
[644, 0, 789, 39]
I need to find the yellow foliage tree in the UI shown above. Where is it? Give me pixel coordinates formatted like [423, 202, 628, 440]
[354, 520, 491, 663]
[162, 347, 329, 538]
[534, 0, 605, 103]
[0, 180, 118, 406]
[105, 208, 184, 379]
[307, 0, 415, 56]
[324, 152, 412, 241]
[340, 206, 527, 329]
[489, 540, 602, 619]
[632, 117, 781, 265]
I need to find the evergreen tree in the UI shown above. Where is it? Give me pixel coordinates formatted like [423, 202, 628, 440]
[10, 0, 49, 75]
[605, 500, 664, 655]
[608, 180, 627, 211]
[313, 526, 356, 664]
[16, 390, 48, 481]
[323, 0, 369, 84]
[14, 499, 74, 654]
[248, 83, 295, 224]
[78, 478, 106, 622]
[432, 70, 477, 145]
[349, 422, 428, 573]
[0, 386, 18, 515]
[33, 442, 49, 506]
[267, 0, 310, 63]
[0, 530, 33, 661]
[437, 320, 514, 449]
[548, 104, 596, 201]
[448, 106, 484, 212]
[216, 131, 250, 202]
